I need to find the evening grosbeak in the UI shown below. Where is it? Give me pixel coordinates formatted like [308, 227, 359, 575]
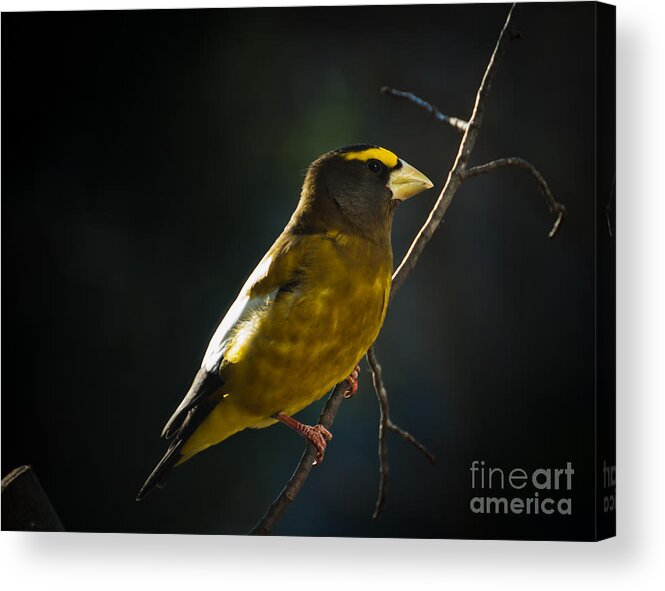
[137, 144, 433, 500]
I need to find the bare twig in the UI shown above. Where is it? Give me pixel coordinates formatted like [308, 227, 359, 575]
[387, 422, 435, 465]
[367, 347, 390, 520]
[381, 86, 469, 133]
[250, 2, 563, 535]
[366, 347, 435, 520]
[462, 157, 566, 238]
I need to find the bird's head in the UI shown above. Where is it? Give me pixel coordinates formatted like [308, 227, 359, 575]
[291, 144, 434, 243]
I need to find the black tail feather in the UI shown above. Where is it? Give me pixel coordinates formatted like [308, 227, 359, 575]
[137, 395, 219, 501]
[162, 370, 223, 439]
[136, 439, 184, 501]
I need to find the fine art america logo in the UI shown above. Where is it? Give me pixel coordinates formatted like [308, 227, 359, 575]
[470, 460, 574, 516]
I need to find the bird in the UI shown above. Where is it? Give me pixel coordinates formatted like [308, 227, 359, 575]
[136, 144, 433, 500]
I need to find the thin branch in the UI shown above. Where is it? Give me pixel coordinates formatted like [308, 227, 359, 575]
[462, 157, 566, 238]
[391, 2, 517, 296]
[366, 347, 435, 521]
[367, 347, 390, 520]
[386, 422, 435, 465]
[381, 86, 469, 133]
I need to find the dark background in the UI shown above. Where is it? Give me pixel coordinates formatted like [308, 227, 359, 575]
[2, 2, 604, 539]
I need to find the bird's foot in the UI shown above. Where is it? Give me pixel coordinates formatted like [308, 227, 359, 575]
[302, 424, 333, 465]
[343, 365, 361, 399]
[273, 412, 333, 466]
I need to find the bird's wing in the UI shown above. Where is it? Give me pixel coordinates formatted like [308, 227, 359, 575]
[160, 233, 305, 440]
[200, 251, 279, 374]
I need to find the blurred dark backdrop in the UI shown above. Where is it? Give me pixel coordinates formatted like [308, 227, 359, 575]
[2, 2, 600, 539]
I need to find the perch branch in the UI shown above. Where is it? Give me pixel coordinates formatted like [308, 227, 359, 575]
[381, 86, 469, 133]
[250, 2, 563, 534]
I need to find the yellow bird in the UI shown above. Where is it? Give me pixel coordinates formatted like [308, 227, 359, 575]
[137, 144, 433, 500]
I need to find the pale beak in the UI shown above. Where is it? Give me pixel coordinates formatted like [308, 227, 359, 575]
[388, 159, 434, 201]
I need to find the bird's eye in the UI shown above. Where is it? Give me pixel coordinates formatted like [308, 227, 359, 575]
[367, 159, 383, 175]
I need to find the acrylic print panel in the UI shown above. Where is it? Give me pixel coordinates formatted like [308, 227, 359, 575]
[1, 2, 615, 540]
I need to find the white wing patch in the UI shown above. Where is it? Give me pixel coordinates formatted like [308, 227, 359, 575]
[201, 254, 277, 373]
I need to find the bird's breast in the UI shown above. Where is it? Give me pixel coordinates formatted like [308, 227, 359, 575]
[223, 233, 392, 417]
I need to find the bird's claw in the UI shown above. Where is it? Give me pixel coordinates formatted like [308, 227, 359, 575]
[343, 365, 361, 399]
[303, 424, 333, 465]
[273, 411, 333, 465]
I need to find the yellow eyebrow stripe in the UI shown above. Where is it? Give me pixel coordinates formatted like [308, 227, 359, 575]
[341, 147, 399, 169]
